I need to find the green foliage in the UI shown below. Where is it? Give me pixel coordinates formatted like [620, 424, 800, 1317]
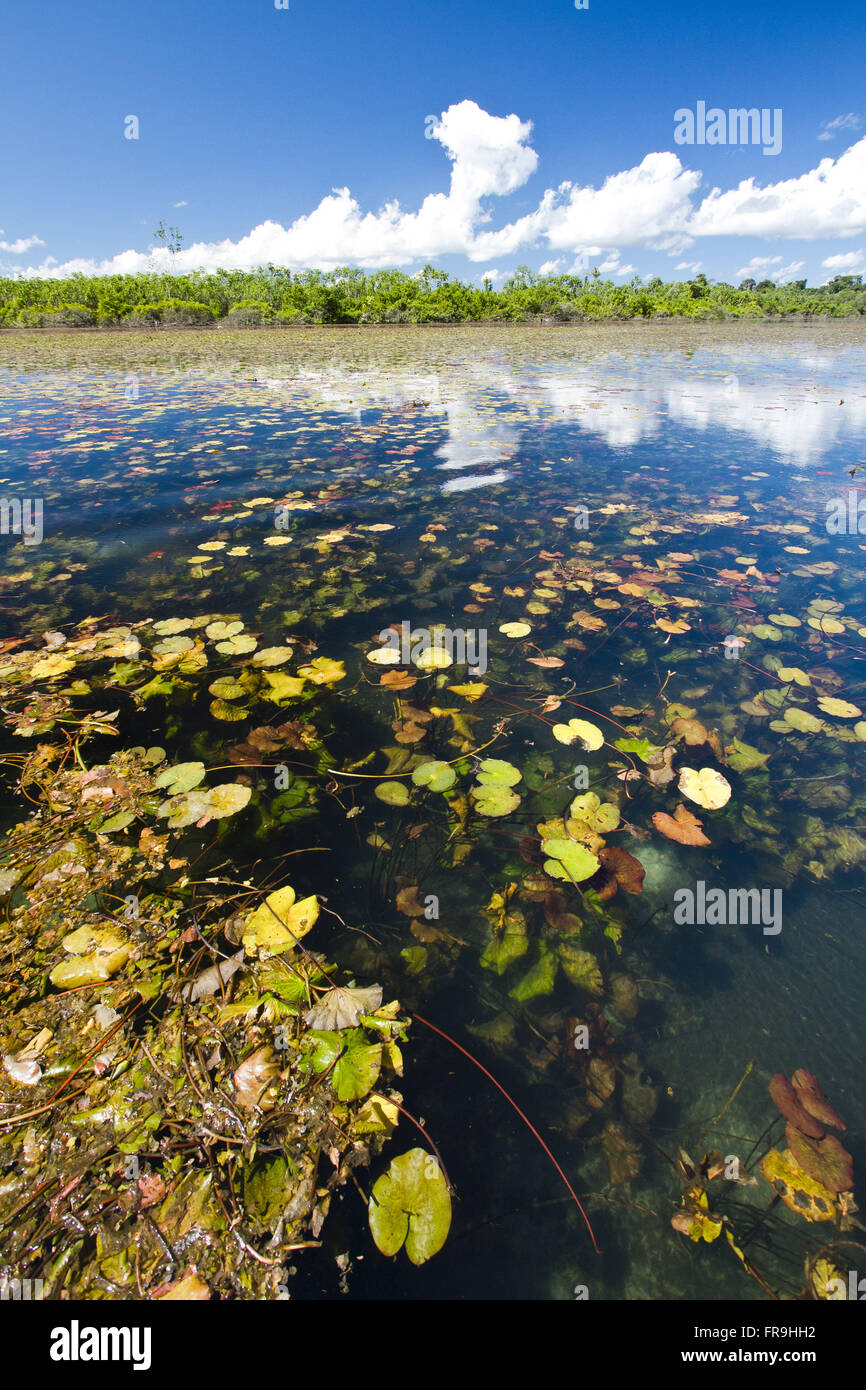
[2, 265, 864, 328]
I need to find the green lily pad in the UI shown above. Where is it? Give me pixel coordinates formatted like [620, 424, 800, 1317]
[368, 1148, 452, 1265]
[207, 783, 253, 818]
[542, 837, 600, 884]
[99, 810, 136, 833]
[333, 1042, 382, 1101]
[783, 707, 824, 734]
[250, 647, 294, 668]
[412, 761, 457, 792]
[374, 780, 410, 806]
[569, 792, 620, 834]
[216, 634, 258, 656]
[475, 758, 521, 786]
[206, 620, 244, 640]
[614, 737, 659, 762]
[153, 761, 206, 795]
[471, 782, 521, 817]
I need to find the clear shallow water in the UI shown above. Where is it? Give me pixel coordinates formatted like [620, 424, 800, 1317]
[1, 324, 865, 1300]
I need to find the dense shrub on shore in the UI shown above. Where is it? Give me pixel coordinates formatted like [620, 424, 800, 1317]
[1, 265, 864, 326]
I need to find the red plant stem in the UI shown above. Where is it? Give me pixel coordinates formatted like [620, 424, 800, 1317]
[369, 1093, 452, 1192]
[411, 1012, 601, 1254]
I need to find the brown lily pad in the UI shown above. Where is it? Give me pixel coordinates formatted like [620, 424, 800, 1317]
[791, 1069, 846, 1131]
[785, 1124, 854, 1193]
[598, 846, 645, 895]
[769, 1073, 824, 1138]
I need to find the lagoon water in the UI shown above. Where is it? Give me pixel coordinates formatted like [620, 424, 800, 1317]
[1, 324, 865, 1299]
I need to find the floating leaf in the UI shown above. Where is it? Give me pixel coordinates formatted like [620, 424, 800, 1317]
[552, 718, 604, 751]
[304, 984, 383, 1030]
[333, 1041, 382, 1101]
[242, 886, 319, 958]
[380, 669, 417, 689]
[569, 792, 619, 834]
[367, 646, 402, 665]
[543, 837, 599, 884]
[206, 620, 244, 640]
[50, 924, 131, 988]
[374, 780, 410, 806]
[204, 783, 252, 819]
[614, 736, 658, 763]
[413, 646, 452, 671]
[652, 803, 711, 846]
[368, 1148, 451, 1265]
[31, 654, 75, 679]
[777, 666, 810, 686]
[499, 622, 531, 638]
[209, 676, 247, 699]
[816, 696, 861, 719]
[785, 1125, 854, 1193]
[216, 635, 257, 656]
[475, 758, 520, 786]
[263, 671, 307, 703]
[791, 1069, 846, 1131]
[670, 717, 708, 746]
[677, 766, 732, 810]
[471, 781, 521, 817]
[297, 656, 346, 685]
[598, 846, 645, 894]
[412, 761, 456, 792]
[768, 1073, 824, 1138]
[760, 1148, 838, 1222]
[233, 1045, 280, 1110]
[783, 707, 824, 734]
[656, 617, 690, 634]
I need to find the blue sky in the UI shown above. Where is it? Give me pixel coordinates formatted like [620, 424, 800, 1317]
[2, 0, 864, 285]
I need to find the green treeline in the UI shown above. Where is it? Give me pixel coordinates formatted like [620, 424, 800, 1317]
[1, 264, 864, 327]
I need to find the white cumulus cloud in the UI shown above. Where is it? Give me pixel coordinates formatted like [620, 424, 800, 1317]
[822, 249, 864, 270]
[689, 136, 866, 238]
[13, 105, 866, 280]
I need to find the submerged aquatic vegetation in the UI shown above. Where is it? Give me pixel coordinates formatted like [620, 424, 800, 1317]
[0, 327, 864, 1299]
[670, 1069, 860, 1299]
[0, 618, 431, 1296]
